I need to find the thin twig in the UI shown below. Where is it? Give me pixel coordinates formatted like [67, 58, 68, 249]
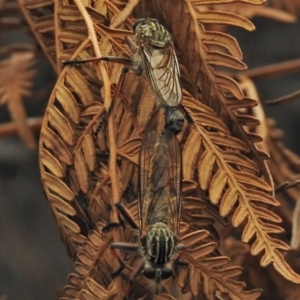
[276, 180, 300, 193]
[266, 89, 300, 106]
[0, 117, 42, 137]
[240, 58, 300, 80]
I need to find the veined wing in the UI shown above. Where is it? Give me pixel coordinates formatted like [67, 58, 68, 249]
[138, 130, 182, 236]
[139, 42, 182, 107]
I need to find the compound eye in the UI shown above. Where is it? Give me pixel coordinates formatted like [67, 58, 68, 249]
[144, 267, 156, 279]
[133, 18, 146, 32]
[143, 267, 156, 279]
[161, 267, 173, 279]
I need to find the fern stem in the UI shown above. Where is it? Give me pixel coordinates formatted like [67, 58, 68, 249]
[241, 58, 300, 80]
[72, 1, 123, 297]
[184, 0, 274, 189]
[73, 0, 112, 110]
[0, 117, 42, 137]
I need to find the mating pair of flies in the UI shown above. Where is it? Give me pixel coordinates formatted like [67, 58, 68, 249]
[65, 18, 187, 295]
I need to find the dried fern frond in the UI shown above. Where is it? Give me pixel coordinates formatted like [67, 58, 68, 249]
[0, 0, 43, 146]
[233, 75, 300, 298]
[259, 118, 300, 251]
[39, 0, 149, 261]
[0, 51, 37, 148]
[238, 75, 300, 225]
[18, 0, 57, 71]
[143, 0, 300, 283]
[54, 0, 107, 73]
[0, 0, 23, 30]
[182, 94, 300, 283]
[177, 230, 262, 299]
[33, 0, 300, 297]
[148, 0, 272, 184]
[61, 226, 121, 300]
[206, 2, 296, 24]
[0, 44, 36, 56]
[62, 224, 259, 299]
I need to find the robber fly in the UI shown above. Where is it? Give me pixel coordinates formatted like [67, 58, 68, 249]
[132, 19, 184, 133]
[64, 18, 185, 134]
[108, 129, 185, 295]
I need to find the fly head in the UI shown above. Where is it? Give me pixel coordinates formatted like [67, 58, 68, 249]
[143, 265, 173, 282]
[164, 107, 185, 135]
[133, 18, 172, 48]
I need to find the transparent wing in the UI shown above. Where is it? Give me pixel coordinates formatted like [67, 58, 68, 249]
[138, 130, 182, 236]
[139, 42, 182, 107]
[163, 129, 182, 235]
[138, 130, 158, 235]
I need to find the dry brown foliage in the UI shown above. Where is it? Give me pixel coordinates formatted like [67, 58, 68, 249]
[2, 0, 300, 299]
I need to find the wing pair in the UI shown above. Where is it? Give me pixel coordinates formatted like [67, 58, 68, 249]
[138, 129, 182, 237]
[138, 40, 182, 108]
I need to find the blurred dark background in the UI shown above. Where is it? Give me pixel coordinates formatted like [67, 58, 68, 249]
[1, 11, 300, 300]
[233, 17, 300, 154]
[0, 8, 73, 299]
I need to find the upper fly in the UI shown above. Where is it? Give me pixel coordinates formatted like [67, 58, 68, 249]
[127, 19, 184, 134]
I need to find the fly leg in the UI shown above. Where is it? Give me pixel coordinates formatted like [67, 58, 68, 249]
[115, 202, 139, 230]
[109, 253, 145, 299]
[63, 52, 143, 76]
[110, 242, 140, 277]
[64, 57, 131, 135]
[63, 54, 143, 134]
[124, 259, 145, 298]
[102, 202, 139, 232]
[110, 203, 145, 298]
[173, 244, 188, 270]
[103, 202, 142, 290]
[179, 104, 193, 124]
[63, 56, 134, 67]
[102, 203, 124, 232]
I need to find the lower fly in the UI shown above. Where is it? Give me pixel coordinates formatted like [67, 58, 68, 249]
[103, 128, 185, 296]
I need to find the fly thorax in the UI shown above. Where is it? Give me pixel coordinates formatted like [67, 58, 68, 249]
[134, 19, 172, 48]
[165, 107, 185, 135]
[144, 222, 175, 265]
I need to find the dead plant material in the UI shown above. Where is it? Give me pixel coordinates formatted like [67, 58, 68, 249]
[2, 0, 300, 298]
